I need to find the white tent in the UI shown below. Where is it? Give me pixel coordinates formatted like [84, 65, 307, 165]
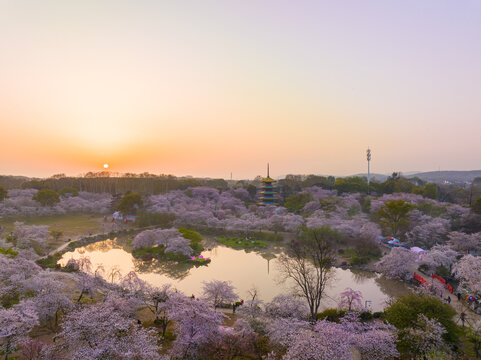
[410, 246, 425, 254]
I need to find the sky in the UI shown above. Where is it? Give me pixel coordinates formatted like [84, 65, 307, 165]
[1, 0, 481, 179]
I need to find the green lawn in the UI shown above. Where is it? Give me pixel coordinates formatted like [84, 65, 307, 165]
[217, 236, 267, 250]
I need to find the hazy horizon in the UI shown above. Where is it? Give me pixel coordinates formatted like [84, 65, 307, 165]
[2, 1, 481, 178]
[4, 167, 481, 182]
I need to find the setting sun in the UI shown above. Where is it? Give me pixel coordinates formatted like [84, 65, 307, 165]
[103, 164, 109, 169]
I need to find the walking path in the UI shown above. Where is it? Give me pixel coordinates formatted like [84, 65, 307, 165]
[414, 266, 480, 326]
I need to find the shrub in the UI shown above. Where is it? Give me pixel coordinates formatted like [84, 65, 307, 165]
[384, 294, 459, 344]
[418, 264, 429, 273]
[361, 198, 371, 213]
[285, 192, 313, 214]
[372, 312, 383, 319]
[0, 247, 18, 257]
[117, 193, 143, 215]
[0, 185, 7, 201]
[359, 311, 373, 321]
[316, 308, 346, 323]
[179, 228, 204, 253]
[350, 255, 369, 266]
[135, 212, 175, 228]
[32, 189, 60, 206]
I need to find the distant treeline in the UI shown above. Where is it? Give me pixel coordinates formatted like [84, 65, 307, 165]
[0, 176, 31, 189]
[19, 173, 230, 195]
[1, 171, 480, 206]
[277, 173, 481, 206]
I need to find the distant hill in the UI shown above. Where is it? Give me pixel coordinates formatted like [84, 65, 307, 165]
[407, 170, 481, 184]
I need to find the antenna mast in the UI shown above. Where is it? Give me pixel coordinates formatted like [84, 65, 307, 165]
[366, 148, 371, 194]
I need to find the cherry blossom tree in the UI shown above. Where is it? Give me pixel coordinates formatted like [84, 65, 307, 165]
[422, 245, 458, 271]
[132, 228, 179, 250]
[0, 190, 111, 217]
[21, 273, 73, 327]
[74, 272, 97, 303]
[338, 288, 363, 311]
[375, 247, 418, 280]
[340, 312, 399, 360]
[0, 255, 41, 307]
[120, 271, 146, 295]
[401, 314, 448, 356]
[447, 231, 481, 253]
[142, 284, 175, 336]
[283, 321, 352, 360]
[202, 280, 238, 309]
[132, 228, 193, 256]
[417, 279, 446, 297]
[236, 299, 265, 332]
[17, 338, 47, 360]
[201, 319, 259, 359]
[452, 254, 481, 296]
[359, 222, 382, 242]
[55, 300, 162, 359]
[11, 222, 49, 252]
[266, 317, 310, 348]
[163, 236, 193, 257]
[264, 294, 309, 320]
[169, 294, 226, 359]
[405, 217, 450, 248]
[0, 303, 39, 360]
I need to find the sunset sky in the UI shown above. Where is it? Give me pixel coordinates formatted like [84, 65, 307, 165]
[1, 1, 481, 179]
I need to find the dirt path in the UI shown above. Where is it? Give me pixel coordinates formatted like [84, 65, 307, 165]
[45, 236, 81, 257]
[414, 266, 480, 325]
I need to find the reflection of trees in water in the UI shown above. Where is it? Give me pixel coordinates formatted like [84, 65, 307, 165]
[350, 269, 377, 284]
[132, 257, 192, 280]
[375, 274, 412, 300]
[83, 238, 120, 253]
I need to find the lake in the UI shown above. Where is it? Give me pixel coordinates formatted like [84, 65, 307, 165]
[58, 238, 410, 311]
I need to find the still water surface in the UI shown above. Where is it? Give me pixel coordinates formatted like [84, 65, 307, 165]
[59, 239, 410, 311]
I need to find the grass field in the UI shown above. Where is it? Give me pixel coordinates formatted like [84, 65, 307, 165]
[0, 214, 108, 249]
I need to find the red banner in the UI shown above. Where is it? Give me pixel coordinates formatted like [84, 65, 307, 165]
[414, 272, 429, 285]
[431, 273, 446, 284]
[446, 284, 453, 294]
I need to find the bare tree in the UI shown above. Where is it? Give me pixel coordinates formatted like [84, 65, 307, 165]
[277, 226, 340, 320]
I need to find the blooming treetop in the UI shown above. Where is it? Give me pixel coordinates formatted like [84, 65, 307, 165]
[0, 303, 39, 359]
[452, 254, 481, 296]
[422, 245, 458, 270]
[375, 247, 418, 280]
[201, 280, 238, 309]
[264, 294, 309, 320]
[339, 287, 363, 311]
[168, 293, 226, 359]
[54, 299, 163, 359]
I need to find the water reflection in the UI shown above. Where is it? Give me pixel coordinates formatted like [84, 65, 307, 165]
[59, 239, 410, 311]
[132, 258, 191, 280]
[350, 269, 378, 284]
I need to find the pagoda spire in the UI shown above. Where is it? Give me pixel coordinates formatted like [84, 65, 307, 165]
[258, 163, 277, 205]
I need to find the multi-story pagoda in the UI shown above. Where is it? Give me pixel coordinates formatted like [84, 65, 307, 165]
[258, 164, 277, 205]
